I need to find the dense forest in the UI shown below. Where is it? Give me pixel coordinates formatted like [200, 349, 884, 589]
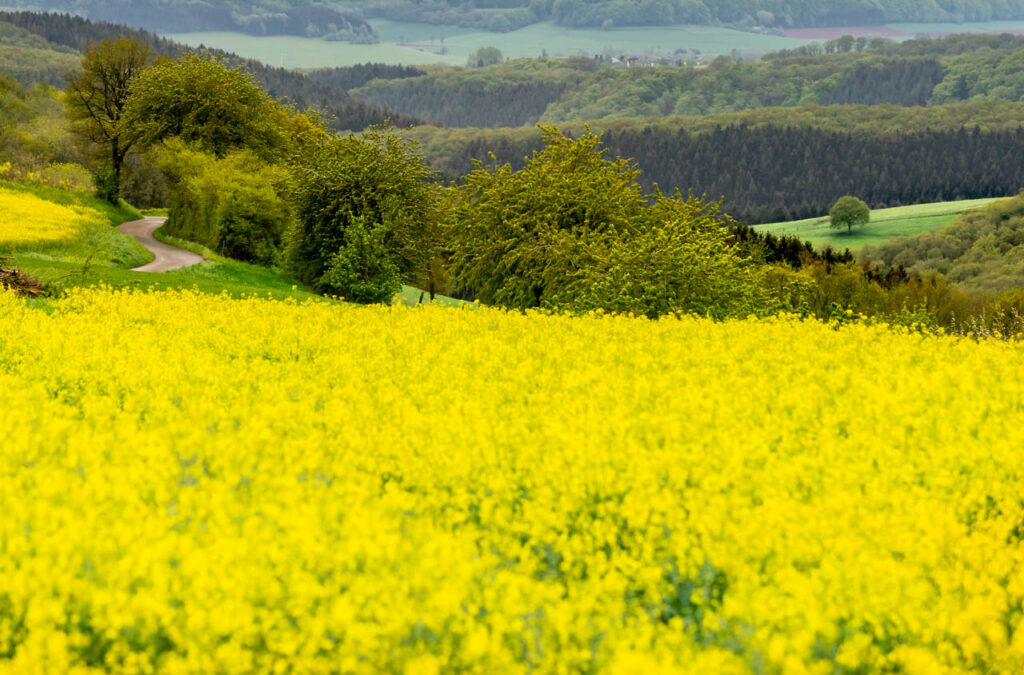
[405, 108, 1024, 223]
[350, 34, 1024, 127]
[0, 11, 414, 131]
[6, 0, 1024, 32]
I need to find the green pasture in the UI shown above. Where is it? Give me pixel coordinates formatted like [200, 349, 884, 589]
[166, 21, 812, 68]
[754, 198, 999, 252]
[163, 20, 1024, 69]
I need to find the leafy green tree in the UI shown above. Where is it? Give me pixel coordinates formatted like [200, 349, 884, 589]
[447, 125, 765, 317]
[468, 46, 503, 68]
[157, 140, 291, 266]
[286, 124, 439, 303]
[65, 37, 150, 203]
[124, 53, 285, 160]
[830, 195, 871, 234]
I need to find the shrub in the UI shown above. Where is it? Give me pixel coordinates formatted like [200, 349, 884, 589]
[287, 124, 439, 302]
[447, 125, 766, 318]
[158, 140, 290, 266]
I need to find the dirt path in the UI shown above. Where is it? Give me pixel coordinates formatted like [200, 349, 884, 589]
[117, 217, 204, 272]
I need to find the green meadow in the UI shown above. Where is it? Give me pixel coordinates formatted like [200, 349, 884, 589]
[754, 198, 999, 252]
[166, 20, 812, 68]
[164, 20, 1024, 69]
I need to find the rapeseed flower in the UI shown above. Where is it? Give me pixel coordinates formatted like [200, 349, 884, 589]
[0, 287, 1022, 672]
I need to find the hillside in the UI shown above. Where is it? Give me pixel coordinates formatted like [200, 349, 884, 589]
[404, 108, 1024, 223]
[349, 33, 1024, 127]
[0, 23, 78, 86]
[0, 182, 321, 300]
[0, 11, 417, 131]
[6, 0, 1024, 33]
[867, 193, 1024, 293]
[0, 0, 376, 38]
[755, 198, 998, 252]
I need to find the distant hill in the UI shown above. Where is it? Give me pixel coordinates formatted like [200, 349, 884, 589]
[0, 11, 420, 131]
[0, 1, 377, 39]
[0, 22, 77, 87]
[5, 0, 1024, 33]
[403, 106, 1024, 223]
[351, 34, 1024, 128]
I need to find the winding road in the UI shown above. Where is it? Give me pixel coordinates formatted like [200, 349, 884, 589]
[117, 217, 204, 272]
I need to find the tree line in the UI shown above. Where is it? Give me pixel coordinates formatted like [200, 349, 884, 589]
[0, 1, 376, 38]
[351, 34, 1024, 128]
[405, 117, 1024, 224]
[7, 0, 1024, 33]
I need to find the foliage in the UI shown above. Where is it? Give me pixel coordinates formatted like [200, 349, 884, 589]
[157, 140, 291, 266]
[0, 78, 94, 191]
[65, 37, 151, 203]
[829, 195, 871, 234]
[468, 46, 503, 67]
[548, 218, 768, 318]
[287, 124, 440, 303]
[124, 53, 286, 160]
[867, 193, 1024, 294]
[447, 126, 764, 317]
[3, 287, 1024, 670]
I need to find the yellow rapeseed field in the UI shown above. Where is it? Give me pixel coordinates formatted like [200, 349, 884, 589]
[0, 187, 105, 247]
[1, 287, 1023, 673]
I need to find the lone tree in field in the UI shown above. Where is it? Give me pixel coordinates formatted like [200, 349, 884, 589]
[829, 195, 871, 234]
[66, 37, 151, 203]
[468, 46, 503, 67]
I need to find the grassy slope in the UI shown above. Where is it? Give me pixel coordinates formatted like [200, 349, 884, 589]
[2, 183, 321, 301]
[754, 198, 999, 252]
[4, 182, 462, 306]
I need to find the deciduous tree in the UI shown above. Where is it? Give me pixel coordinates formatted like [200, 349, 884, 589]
[447, 125, 765, 317]
[65, 37, 150, 203]
[286, 124, 440, 303]
[123, 53, 284, 160]
[830, 195, 871, 234]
